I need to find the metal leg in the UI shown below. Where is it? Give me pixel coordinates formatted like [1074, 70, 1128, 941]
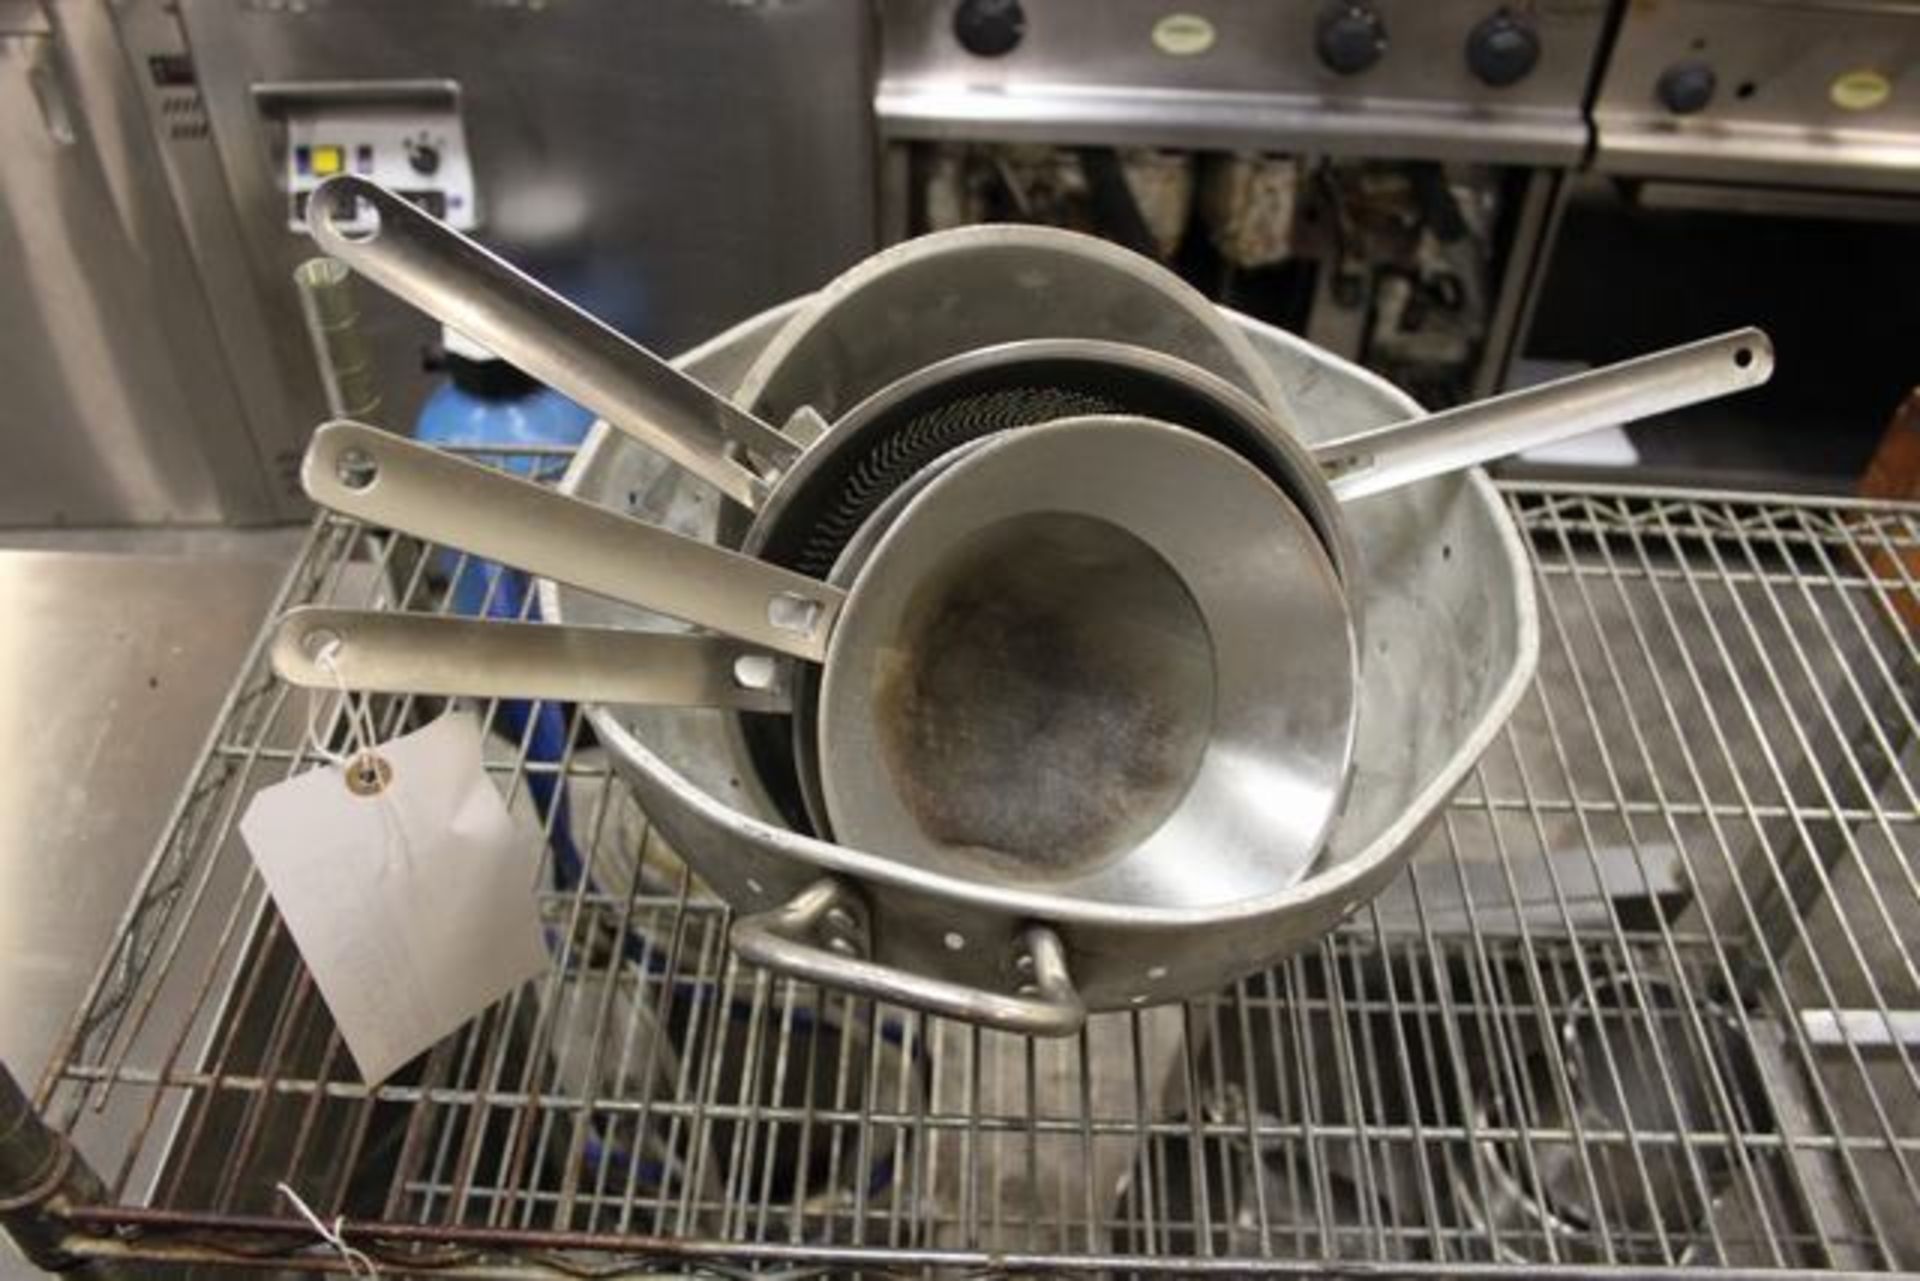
[1734, 664, 1917, 993]
[1745, 1020, 1880, 1271]
[879, 140, 914, 246]
[1473, 166, 1571, 400]
[0, 1062, 115, 1273]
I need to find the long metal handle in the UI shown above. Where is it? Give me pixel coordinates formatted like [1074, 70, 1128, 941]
[730, 879, 1087, 1038]
[1314, 328, 1774, 500]
[272, 606, 792, 712]
[309, 175, 795, 509]
[303, 421, 843, 662]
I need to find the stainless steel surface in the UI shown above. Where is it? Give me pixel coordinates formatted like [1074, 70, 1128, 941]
[551, 304, 1537, 1013]
[0, 537, 297, 1081]
[0, 533, 294, 1281]
[293, 258, 380, 421]
[1802, 1010, 1920, 1049]
[1635, 181, 1920, 225]
[1, 5, 275, 524]
[311, 177, 795, 510]
[729, 878, 1087, 1037]
[1319, 329, 1776, 501]
[123, 0, 873, 515]
[22, 465, 1920, 1271]
[816, 416, 1356, 910]
[876, 0, 1611, 165]
[270, 607, 791, 713]
[302, 421, 845, 663]
[1592, 0, 1920, 191]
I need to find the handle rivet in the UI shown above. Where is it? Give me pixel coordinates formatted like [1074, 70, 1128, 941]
[335, 447, 378, 490]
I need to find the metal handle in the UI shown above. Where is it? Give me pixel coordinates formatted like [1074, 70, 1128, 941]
[1314, 328, 1774, 500]
[271, 606, 792, 712]
[730, 879, 1087, 1038]
[309, 175, 796, 509]
[303, 420, 844, 661]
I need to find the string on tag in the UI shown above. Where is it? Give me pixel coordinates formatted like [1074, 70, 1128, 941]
[304, 638, 389, 794]
[300, 638, 414, 868]
[276, 1181, 379, 1277]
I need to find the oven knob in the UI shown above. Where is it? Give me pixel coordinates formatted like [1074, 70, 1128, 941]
[1316, 3, 1387, 76]
[405, 138, 442, 176]
[1656, 60, 1717, 114]
[1466, 10, 1541, 88]
[953, 0, 1026, 58]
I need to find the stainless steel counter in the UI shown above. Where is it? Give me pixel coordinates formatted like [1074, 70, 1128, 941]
[0, 533, 296, 1123]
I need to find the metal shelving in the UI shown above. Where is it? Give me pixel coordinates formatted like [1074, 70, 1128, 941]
[13, 478, 1920, 1276]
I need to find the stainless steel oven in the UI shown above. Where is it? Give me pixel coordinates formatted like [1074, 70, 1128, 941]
[1517, 0, 1920, 488]
[874, 0, 1616, 407]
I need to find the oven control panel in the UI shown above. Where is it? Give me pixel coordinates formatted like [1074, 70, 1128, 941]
[266, 85, 478, 233]
[878, 0, 1613, 165]
[1593, 0, 1920, 192]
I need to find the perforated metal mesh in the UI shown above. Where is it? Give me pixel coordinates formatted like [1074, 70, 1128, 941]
[789, 384, 1121, 578]
[24, 469, 1920, 1277]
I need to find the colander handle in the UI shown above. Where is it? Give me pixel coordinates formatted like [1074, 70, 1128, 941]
[1314, 328, 1773, 500]
[731, 879, 1087, 1038]
[309, 175, 795, 510]
[302, 420, 845, 663]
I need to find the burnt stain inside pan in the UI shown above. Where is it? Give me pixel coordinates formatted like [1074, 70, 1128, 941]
[873, 512, 1215, 875]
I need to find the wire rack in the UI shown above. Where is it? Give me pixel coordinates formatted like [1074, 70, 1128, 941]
[20, 473, 1920, 1277]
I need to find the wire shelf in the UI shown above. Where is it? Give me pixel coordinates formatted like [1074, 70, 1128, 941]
[23, 475, 1920, 1276]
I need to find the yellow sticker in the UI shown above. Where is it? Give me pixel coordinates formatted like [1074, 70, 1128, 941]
[1152, 13, 1217, 56]
[1830, 69, 1892, 111]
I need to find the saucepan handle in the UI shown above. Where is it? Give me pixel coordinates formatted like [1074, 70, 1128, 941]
[309, 175, 794, 510]
[270, 606, 793, 713]
[730, 878, 1087, 1038]
[1313, 327, 1773, 500]
[302, 420, 844, 663]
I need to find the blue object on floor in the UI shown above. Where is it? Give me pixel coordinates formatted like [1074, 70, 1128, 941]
[415, 326, 594, 886]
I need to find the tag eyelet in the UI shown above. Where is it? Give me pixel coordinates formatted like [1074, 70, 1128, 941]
[344, 752, 393, 796]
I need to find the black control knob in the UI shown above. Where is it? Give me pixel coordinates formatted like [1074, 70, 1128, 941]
[1656, 60, 1716, 114]
[1466, 10, 1541, 88]
[953, 0, 1026, 58]
[405, 138, 442, 176]
[1316, 3, 1387, 75]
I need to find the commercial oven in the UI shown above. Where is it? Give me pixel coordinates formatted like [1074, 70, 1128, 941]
[1519, 0, 1920, 488]
[874, 0, 1616, 408]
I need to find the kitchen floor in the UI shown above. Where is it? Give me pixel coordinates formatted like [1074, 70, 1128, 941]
[0, 527, 303, 1277]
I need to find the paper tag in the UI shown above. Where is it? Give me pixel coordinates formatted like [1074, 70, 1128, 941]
[240, 711, 548, 1084]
